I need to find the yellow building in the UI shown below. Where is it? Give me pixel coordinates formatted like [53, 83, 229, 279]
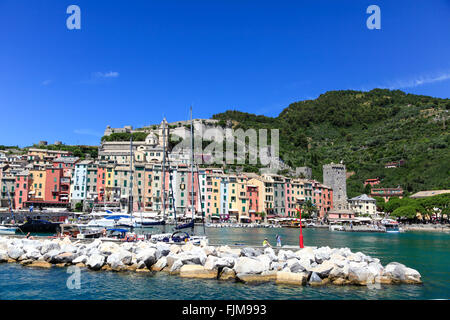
[29, 169, 46, 200]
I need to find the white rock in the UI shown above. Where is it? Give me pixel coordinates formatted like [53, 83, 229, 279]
[170, 259, 183, 272]
[204, 255, 218, 270]
[256, 255, 271, 272]
[86, 254, 105, 270]
[214, 256, 235, 269]
[26, 249, 42, 260]
[99, 242, 120, 256]
[8, 247, 24, 260]
[234, 257, 265, 275]
[73, 255, 88, 264]
[152, 256, 168, 271]
[0, 249, 9, 262]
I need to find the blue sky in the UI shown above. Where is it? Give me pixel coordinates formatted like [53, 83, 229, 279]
[0, 0, 449, 147]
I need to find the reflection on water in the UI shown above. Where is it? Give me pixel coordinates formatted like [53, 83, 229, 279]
[1, 228, 449, 300]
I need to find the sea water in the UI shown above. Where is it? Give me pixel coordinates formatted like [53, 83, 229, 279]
[1, 228, 449, 299]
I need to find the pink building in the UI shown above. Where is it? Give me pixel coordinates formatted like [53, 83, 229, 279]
[247, 185, 260, 222]
[311, 182, 333, 218]
[14, 172, 30, 210]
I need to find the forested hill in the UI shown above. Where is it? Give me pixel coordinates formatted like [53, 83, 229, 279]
[212, 89, 450, 197]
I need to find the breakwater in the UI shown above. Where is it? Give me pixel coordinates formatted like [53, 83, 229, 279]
[0, 236, 422, 287]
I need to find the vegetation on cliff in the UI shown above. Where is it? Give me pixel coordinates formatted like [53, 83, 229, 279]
[212, 89, 450, 197]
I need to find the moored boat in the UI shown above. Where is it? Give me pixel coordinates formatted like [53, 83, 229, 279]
[381, 219, 401, 233]
[17, 218, 60, 234]
[0, 225, 17, 235]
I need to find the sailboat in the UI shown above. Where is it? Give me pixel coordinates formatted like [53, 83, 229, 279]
[150, 108, 207, 244]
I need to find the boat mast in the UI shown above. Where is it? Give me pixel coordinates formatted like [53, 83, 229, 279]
[190, 106, 194, 222]
[162, 118, 166, 221]
[129, 136, 133, 215]
[5, 180, 14, 221]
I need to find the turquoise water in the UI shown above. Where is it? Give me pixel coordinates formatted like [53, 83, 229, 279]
[1, 228, 449, 300]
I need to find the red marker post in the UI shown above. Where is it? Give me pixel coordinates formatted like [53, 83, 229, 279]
[295, 208, 304, 248]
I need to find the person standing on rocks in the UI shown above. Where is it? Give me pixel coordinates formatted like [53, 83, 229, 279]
[276, 234, 282, 247]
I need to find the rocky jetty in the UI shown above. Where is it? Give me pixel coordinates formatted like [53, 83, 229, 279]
[0, 236, 422, 286]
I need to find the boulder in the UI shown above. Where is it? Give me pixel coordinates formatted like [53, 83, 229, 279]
[25, 248, 42, 260]
[72, 255, 88, 264]
[7, 247, 24, 260]
[234, 257, 265, 275]
[28, 261, 52, 268]
[52, 252, 76, 264]
[329, 264, 349, 280]
[241, 247, 260, 258]
[348, 266, 372, 285]
[270, 261, 287, 271]
[295, 248, 315, 264]
[219, 267, 236, 281]
[156, 242, 171, 257]
[20, 259, 33, 266]
[367, 262, 384, 279]
[214, 256, 235, 269]
[177, 252, 205, 265]
[99, 242, 120, 256]
[170, 259, 184, 273]
[308, 272, 323, 286]
[217, 246, 241, 258]
[286, 258, 306, 273]
[309, 260, 335, 278]
[86, 239, 102, 250]
[43, 249, 60, 262]
[203, 246, 217, 256]
[60, 244, 77, 254]
[256, 255, 271, 272]
[181, 242, 195, 252]
[120, 242, 134, 252]
[169, 244, 181, 255]
[263, 247, 275, 257]
[403, 267, 422, 284]
[179, 265, 217, 279]
[384, 263, 421, 284]
[151, 257, 168, 272]
[276, 271, 307, 286]
[0, 250, 9, 263]
[314, 246, 331, 264]
[136, 248, 157, 268]
[236, 271, 276, 284]
[204, 255, 218, 270]
[166, 254, 180, 268]
[86, 254, 105, 271]
[277, 250, 296, 261]
[117, 250, 133, 265]
[40, 241, 59, 255]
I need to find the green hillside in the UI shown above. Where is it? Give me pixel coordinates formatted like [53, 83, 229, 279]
[212, 89, 450, 197]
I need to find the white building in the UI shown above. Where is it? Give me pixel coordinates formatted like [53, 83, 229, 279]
[348, 194, 377, 216]
[70, 160, 91, 203]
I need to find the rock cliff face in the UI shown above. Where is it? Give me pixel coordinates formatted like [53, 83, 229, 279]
[0, 236, 422, 287]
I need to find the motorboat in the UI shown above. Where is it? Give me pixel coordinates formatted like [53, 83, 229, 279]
[58, 224, 104, 239]
[0, 225, 17, 235]
[381, 219, 401, 233]
[329, 222, 345, 231]
[150, 230, 208, 245]
[17, 218, 60, 234]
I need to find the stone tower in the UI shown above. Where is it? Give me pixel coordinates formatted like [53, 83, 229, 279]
[323, 162, 348, 210]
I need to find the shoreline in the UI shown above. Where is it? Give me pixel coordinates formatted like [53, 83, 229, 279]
[0, 235, 422, 287]
[401, 225, 450, 233]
